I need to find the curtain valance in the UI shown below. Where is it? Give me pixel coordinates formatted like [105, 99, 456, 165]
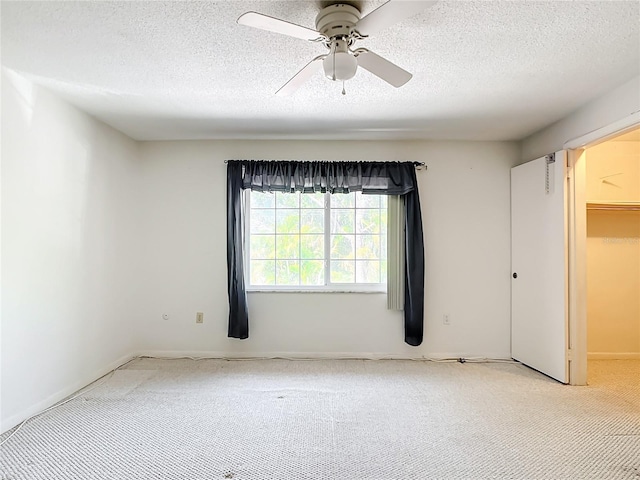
[227, 160, 425, 346]
[242, 160, 418, 195]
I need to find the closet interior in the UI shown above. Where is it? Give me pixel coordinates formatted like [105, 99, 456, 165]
[585, 127, 640, 384]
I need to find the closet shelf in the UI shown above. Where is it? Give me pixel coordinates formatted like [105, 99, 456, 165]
[587, 202, 640, 211]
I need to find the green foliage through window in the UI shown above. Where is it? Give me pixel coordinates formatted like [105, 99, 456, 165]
[248, 191, 387, 288]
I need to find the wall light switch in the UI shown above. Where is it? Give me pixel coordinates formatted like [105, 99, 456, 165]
[196, 312, 204, 324]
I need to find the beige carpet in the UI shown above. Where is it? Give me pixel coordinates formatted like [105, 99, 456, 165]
[588, 359, 640, 411]
[1, 358, 639, 479]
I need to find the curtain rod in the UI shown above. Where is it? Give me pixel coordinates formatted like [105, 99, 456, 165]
[223, 160, 426, 169]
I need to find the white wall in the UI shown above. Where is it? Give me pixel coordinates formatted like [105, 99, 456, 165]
[136, 140, 518, 359]
[1, 70, 140, 432]
[520, 75, 640, 162]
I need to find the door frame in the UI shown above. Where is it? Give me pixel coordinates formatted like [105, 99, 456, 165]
[564, 112, 640, 385]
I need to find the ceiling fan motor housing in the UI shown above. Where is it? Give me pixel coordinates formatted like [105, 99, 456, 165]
[315, 4, 361, 41]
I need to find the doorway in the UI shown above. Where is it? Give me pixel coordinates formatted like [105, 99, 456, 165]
[573, 127, 640, 386]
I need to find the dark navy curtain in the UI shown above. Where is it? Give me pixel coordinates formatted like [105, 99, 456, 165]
[226, 161, 248, 339]
[226, 160, 424, 346]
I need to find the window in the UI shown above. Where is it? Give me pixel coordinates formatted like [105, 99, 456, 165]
[247, 190, 387, 291]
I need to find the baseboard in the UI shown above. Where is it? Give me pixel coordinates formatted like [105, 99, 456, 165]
[587, 352, 640, 360]
[138, 350, 428, 360]
[137, 350, 512, 362]
[1, 352, 137, 434]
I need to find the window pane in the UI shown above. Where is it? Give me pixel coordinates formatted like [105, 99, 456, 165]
[301, 235, 324, 259]
[251, 260, 275, 285]
[355, 191, 380, 208]
[331, 260, 355, 283]
[250, 235, 275, 259]
[276, 235, 299, 259]
[276, 209, 299, 234]
[331, 192, 355, 208]
[249, 191, 387, 288]
[331, 209, 355, 233]
[356, 209, 381, 234]
[276, 192, 299, 208]
[331, 234, 355, 259]
[301, 193, 324, 208]
[356, 235, 380, 259]
[301, 260, 324, 285]
[251, 209, 275, 234]
[276, 260, 299, 285]
[251, 191, 275, 209]
[356, 261, 381, 283]
[301, 210, 324, 233]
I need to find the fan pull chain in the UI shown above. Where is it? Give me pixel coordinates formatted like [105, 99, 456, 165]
[342, 81, 346, 95]
[331, 41, 337, 81]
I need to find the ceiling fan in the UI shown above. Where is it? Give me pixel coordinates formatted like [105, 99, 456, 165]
[237, 1, 436, 96]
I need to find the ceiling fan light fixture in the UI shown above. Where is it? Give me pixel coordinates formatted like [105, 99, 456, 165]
[323, 51, 357, 81]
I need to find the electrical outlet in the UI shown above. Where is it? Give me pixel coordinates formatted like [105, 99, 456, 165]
[443, 314, 451, 325]
[196, 312, 204, 324]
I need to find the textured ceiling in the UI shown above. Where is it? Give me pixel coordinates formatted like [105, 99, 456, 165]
[2, 1, 639, 141]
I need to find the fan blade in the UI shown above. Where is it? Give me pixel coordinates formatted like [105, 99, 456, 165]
[276, 56, 325, 96]
[237, 12, 322, 41]
[355, 1, 437, 36]
[356, 50, 412, 87]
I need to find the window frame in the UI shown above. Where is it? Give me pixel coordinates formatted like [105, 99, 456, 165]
[244, 190, 387, 293]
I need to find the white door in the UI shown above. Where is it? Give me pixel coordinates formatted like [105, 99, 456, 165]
[511, 151, 569, 383]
